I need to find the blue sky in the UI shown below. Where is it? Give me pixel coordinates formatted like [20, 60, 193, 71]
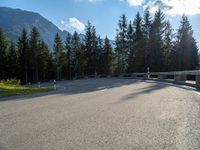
[1, 0, 200, 48]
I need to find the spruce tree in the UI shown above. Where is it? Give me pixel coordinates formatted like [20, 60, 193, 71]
[71, 31, 81, 78]
[97, 36, 104, 74]
[133, 12, 145, 72]
[84, 21, 96, 75]
[79, 43, 86, 76]
[142, 9, 152, 69]
[46, 52, 57, 80]
[127, 21, 135, 73]
[177, 15, 199, 70]
[18, 28, 29, 83]
[65, 33, 72, 79]
[0, 28, 7, 80]
[6, 42, 19, 78]
[115, 33, 120, 74]
[102, 36, 113, 74]
[148, 9, 166, 72]
[91, 26, 98, 75]
[53, 33, 64, 80]
[29, 27, 40, 81]
[116, 14, 128, 73]
[38, 40, 50, 80]
[163, 21, 174, 71]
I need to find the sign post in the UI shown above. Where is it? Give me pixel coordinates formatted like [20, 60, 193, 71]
[147, 67, 150, 79]
[38, 82, 41, 88]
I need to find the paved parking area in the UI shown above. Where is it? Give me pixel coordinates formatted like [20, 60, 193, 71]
[0, 79, 200, 150]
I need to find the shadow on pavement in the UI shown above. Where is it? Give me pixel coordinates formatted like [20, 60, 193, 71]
[121, 82, 168, 101]
[121, 80, 200, 101]
[0, 78, 199, 102]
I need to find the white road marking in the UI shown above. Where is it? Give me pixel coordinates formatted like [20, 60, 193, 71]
[100, 89, 107, 92]
[194, 91, 200, 96]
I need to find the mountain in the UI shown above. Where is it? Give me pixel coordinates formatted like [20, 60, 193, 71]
[0, 7, 69, 49]
[0, 7, 115, 49]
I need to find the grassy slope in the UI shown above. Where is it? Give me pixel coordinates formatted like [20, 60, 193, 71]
[0, 83, 54, 96]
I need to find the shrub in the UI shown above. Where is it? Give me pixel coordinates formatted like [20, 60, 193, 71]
[0, 79, 21, 85]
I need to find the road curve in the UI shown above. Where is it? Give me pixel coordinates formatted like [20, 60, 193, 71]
[0, 79, 200, 150]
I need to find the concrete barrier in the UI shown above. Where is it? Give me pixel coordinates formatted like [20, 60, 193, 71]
[174, 75, 186, 82]
[97, 70, 200, 88]
[196, 75, 200, 88]
[158, 75, 167, 80]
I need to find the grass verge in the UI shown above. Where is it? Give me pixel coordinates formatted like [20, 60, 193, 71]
[0, 83, 54, 97]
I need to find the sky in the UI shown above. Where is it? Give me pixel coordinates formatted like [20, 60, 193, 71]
[1, 0, 200, 48]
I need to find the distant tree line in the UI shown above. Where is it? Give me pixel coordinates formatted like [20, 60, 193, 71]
[0, 22, 113, 83]
[0, 9, 199, 83]
[115, 9, 199, 73]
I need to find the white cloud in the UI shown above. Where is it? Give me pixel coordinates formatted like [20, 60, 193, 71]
[61, 17, 85, 32]
[61, 20, 65, 25]
[69, 17, 85, 32]
[144, 0, 200, 16]
[121, 0, 144, 6]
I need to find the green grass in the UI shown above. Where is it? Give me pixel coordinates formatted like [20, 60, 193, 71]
[0, 83, 54, 97]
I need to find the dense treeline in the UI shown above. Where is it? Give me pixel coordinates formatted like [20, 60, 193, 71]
[115, 9, 199, 73]
[0, 22, 113, 83]
[0, 9, 199, 83]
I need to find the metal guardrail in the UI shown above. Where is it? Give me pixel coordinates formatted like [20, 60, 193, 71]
[150, 70, 200, 75]
[96, 70, 200, 78]
[95, 70, 200, 88]
[28, 70, 200, 89]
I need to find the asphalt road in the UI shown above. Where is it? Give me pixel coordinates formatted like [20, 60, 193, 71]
[0, 78, 200, 150]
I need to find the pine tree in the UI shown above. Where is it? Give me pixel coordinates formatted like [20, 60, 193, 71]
[18, 28, 29, 83]
[6, 42, 19, 78]
[97, 36, 104, 74]
[127, 21, 135, 73]
[177, 15, 199, 70]
[65, 33, 72, 79]
[53, 33, 64, 80]
[148, 9, 166, 72]
[115, 33, 120, 74]
[91, 26, 98, 75]
[133, 12, 145, 72]
[29, 27, 40, 81]
[163, 21, 174, 71]
[116, 14, 128, 73]
[84, 21, 98, 75]
[71, 31, 81, 78]
[142, 9, 152, 69]
[79, 43, 86, 77]
[38, 40, 50, 80]
[0, 28, 7, 80]
[102, 36, 113, 74]
[46, 52, 57, 80]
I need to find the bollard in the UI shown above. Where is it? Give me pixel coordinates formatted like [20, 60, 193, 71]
[53, 80, 57, 90]
[147, 67, 150, 79]
[38, 82, 41, 88]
